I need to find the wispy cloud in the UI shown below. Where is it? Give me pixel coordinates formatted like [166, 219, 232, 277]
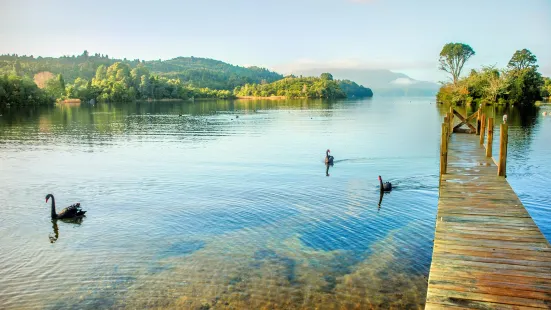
[390, 77, 418, 85]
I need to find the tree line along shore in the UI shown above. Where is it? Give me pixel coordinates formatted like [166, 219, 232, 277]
[436, 43, 550, 107]
[0, 52, 373, 108]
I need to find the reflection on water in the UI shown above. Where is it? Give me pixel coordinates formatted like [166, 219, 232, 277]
[0, 98, 549, 309]
[378, 190, 385, 208]
[49, 218, 84, 243]
[48, 219, 58, 243]
[325, 163, 332, 176]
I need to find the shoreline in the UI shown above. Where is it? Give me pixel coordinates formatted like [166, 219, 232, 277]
[236, 96, 287, 100]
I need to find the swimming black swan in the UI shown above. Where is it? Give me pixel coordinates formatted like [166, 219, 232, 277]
[46, 194, 86, 219]
[379, 176, 392, 192]
[325, 149, 334, 165]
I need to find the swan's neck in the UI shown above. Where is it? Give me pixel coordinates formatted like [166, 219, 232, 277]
[326, 151, 329, 157]
[50, 196, 57, 219]
[379, 178, 384, 189]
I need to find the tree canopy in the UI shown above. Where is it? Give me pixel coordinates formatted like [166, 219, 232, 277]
[320, 73, 334, 81]
[508, 49, 538, 71]
[437, 47, 546, 106]
[439, 43, 475, 84]
[0, 74, 53, 107]
[234, 74, 372, 99]
[234, 74, 346, 99]
[541, 77, 551, 98]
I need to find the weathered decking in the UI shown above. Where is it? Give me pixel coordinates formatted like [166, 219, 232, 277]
[426, 133, 551, 309]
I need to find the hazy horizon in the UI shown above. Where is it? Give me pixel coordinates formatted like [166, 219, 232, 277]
[2, 0, 550, 83]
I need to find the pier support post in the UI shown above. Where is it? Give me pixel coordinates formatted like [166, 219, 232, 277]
[449, 107, 454, 136]
[486, 118, 494, 157]
[476, 110, 481, 135]
[479, 114, 486, 145]
[440, 122, 449, 176]
[498, 123, 508, 177]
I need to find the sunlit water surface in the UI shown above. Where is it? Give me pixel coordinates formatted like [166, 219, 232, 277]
[0, 98, 549, 309]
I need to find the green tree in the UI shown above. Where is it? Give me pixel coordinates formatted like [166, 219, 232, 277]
[320, 73, 333, 81]
[541, 77, 551, 98]
[505, 50, 544, 105]
[45, 74, 66, 99]
[0, 74, 53, 107]
[481, 66, 509, 102]
[506, 68, 543, 104]
[507, 49, 538, 71]
[95, 65, 107, 81]
[12, 60, 22, 76]
[439, 43, 475, 84]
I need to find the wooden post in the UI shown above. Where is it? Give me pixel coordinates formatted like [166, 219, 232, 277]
[449, 107, 454, 136]
[440, 123, 449, 176]
[445, 113, 450, 137]
[486, 117, 494, 157]
[479, 114, 486, 145]
[444, 115, 449, 138]
[476, 110, 481, 135]
[498, 123, 508, 177]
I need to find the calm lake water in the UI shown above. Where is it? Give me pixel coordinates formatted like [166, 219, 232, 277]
[0, 98, 549, 309]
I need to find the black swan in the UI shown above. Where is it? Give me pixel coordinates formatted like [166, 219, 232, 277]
[379, 176, 392, 192]
[46, 194, 86, 219]
[325, 149, 334, 165]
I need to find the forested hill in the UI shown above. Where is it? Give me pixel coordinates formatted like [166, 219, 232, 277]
[0, 52, 283, 90]
[145, 57, 283, 89]
[234, 73, 373, 99]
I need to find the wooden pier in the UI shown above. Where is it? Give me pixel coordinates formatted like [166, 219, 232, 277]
[426, 109, 551, 309]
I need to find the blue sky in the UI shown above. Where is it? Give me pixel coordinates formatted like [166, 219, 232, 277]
[1, 0, 550, 82]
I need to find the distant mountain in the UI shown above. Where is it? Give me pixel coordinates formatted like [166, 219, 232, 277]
[291, 68, 440, 97]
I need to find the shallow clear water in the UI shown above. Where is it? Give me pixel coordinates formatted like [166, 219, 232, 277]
[0, 98, 549, 309]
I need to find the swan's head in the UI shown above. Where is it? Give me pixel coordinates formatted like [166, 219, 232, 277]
[378, 176, 382, 181]
[326, 149, 330, 153]
[45, 194, 53, 202]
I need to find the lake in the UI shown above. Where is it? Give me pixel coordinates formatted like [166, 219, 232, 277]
[0, 98, 549, 309]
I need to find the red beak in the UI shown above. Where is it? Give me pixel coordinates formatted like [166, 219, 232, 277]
[46, 198, 48, 202]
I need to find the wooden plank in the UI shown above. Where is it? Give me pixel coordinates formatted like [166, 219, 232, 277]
[426, 295, 544, 310]
[432, 245, 551, 261]
[427, 288, 551, 308]
[434, 232, 547, 243]
[435, 225, 544, 235]
[429, 270, 551, 287]
[430, 260, 551, 275]
[428, 282, 551, 301]
[424, 302, 477, 310]
[435, 228, 545, 238]
[431, 253, 551, 268]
